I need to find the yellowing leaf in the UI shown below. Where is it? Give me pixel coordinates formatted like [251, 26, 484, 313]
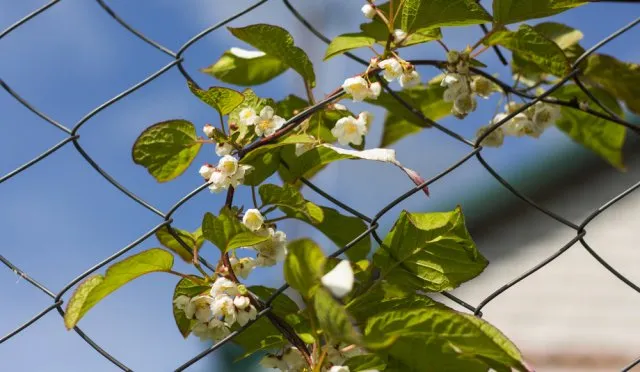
[201, 48, 288, 86]
[493, 0, 586, 25]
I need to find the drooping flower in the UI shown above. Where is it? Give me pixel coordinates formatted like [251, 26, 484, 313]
[229, 256, 256, 279]
[470, 76, 494, 98]
[199, 164, 215, 180]
[399, 70, 421, 88]
[236, 304, 258, 326]
[173, 295, 191, 312]
[361, 4, 376, 19]
[211, 294, 237, 325]
[215, 142, 233, 156]
[331, 115, 368, 146]
[210, 277, 239, 297]
[378, 58, 403, 82]
[321, 260, 354, 298]
[342, 76, 372, 102]
[254, 106, 286, 137]
[282, 347, 307, 371]
[476, 125, 505, 148]
[238, 107, 258, 126]
[358, 111, 374, 127]
[189, 295, 214, 323]
[441, 73, 470, 103]
[217, 155, 238, 176]
[496, 112, 536, 138]
[532, 102, 561, 130]
[368, 81, 382, 99]
[242, 208, 264, 231]
[452, 93, 477, 118]
[208, 318, 231, 340]
[254, 228, 287, 267]
[203, 124, 215, 138]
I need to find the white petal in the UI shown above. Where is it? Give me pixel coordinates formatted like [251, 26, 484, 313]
[321, 260, 354, 298]
[260, 106, 274, 119]
[229, 47, 266, 59]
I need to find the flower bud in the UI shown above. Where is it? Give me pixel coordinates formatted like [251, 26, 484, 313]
[393, 29, 407, 44]
[203, 124, 215, 138]
[361, 4, 376, 19]
[470, 76, 493, 98]
[447, 50, 460, 64]
[199, 164, 215, 180]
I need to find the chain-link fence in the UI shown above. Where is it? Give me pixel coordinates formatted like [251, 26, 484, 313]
[2, 0, 640, 371]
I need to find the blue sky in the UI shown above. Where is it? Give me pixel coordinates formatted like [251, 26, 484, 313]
[1, 1, 638, 371]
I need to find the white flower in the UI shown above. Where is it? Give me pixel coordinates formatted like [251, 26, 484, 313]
[236, 304, 258, 326]
[217, 155, 238, 176]
[210, 277, 239, 297]
[368, 81, 382, 99]
[342, 76, 371, 102]
[173, 295, 191, 311]
[332, 103, 347, 111]
[229, 256, 256, 279]
[378, 58, 403, 82]
[203, 124, 215, 138]
[255, 106, 286, 137]
[321, 260, 354, 298]
[331, 116, 367, 146]
[255, 228, 287, 267]
[282, 347, 306, 371]
[211, 295, 237, 325]
[295, 142, 315, 157]
[208, 318, 231, 340]
[470, 76, 494, 98]
[358, 111, 374, 127]
[228, 164, 252, 188]
[260, 355, 288, 370]
[329, 366, 350, 372]
[191, 322, 213, 341]
[399, 70, 421, 88]
[238, 107, 258, 126]
[208, 170, 230, 193]
[393, 29, 407, 44]
[452, 93, 477, 117]
[199, 164, 215, 180]
[532, 102, 561, 129]
[496, 112, 535, 138]
[476, 125, 504, 148]
[361, 4, 376, 18]
[188, 295, 214, 323]
[242, 209, 264, 231]
[215, 142, 233, 156]
[233, 295, 251, 310]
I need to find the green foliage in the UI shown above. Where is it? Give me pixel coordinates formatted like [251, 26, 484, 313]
[283, 239, 325, 299]
[493, 0, 586, 25]
[374, 207, 488, 292]
[401, 0, 492, 32]
[552, 84, 626, 169]
[485, 24, 570, 77]
[64, 249, 174, 329]
[259, 183, 324, 223]
[202, 207, 270, 253]
[201, 49, 288, 86]
[228, 24, 316, 87]
[583, 54, 640, 115]
[313, 288, 360, 343]
[187, 82, 244, 115]
[132, 120, 202, 182]
[155, 226, 203, 262]
[173, 276, 209, 338]
[324, 33, 375, 61]
[344, 354, 387, 371]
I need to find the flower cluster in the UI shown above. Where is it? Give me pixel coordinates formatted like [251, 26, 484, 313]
[260, 344, 372, 372]
[331, 111, 373, 146]
[240, 208, 288, 269]
[238, 105, 287, 137]
[441, 50, 495, 119]
[476, 101, 561, 147]
[199, 154, 253, 193]
[342, 76, 381, 102]
[378, 58, 421, 89]
[173, 277, 257, 342]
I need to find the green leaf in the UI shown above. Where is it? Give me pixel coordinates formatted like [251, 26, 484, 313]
[360, 16, 442, 48]
[275, 95, 309, 119]
[284, 238, 325, 299]
[155, 226, 203, 262]
[313, 288, 359, 343]
[367, 84, 452, 147]
[228, 24, 316, 87]
[259, 183, 324, 224]
[233, 317, 286, 358]
[584, 54, 640, 115]
[324, 33, 375, 61]
[364, 307, 527, 371]
[64, 249, 174, 329]
[401, 0, 492, 32]
[201, 208, 270, 253]
[373, 207, 488, 292]
[173, 276, 209, 338]
[493, 0, 586, 25]
[344, 354, 387, 372]
[485, 24, 570, 77]
[552, 84, 625, 169]
[201, 48, 288, 86]
[533, 22, 583, 50]
[187, 82, 244, 115]
[132, 120, 202, 183]
[285, 205, 372, 262]
[249, 286, 300, 316]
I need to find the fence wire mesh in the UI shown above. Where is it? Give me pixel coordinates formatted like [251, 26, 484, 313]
[2, 0, 640, 371]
